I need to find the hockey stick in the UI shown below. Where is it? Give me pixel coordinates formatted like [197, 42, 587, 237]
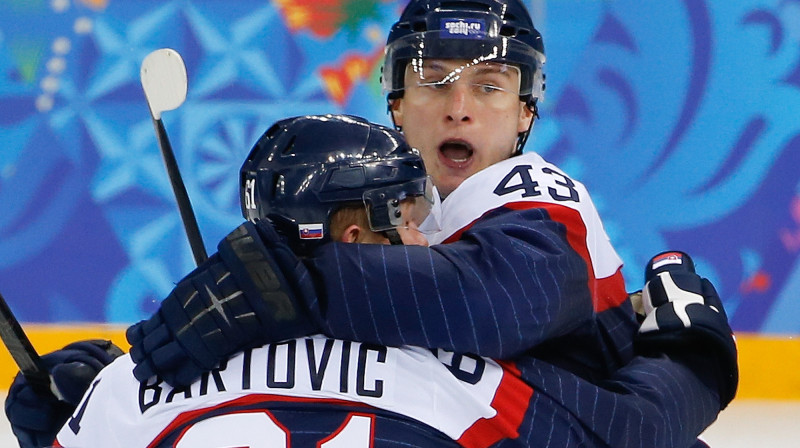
[0, 290, 60, 397]
[141, 48, 208, 265]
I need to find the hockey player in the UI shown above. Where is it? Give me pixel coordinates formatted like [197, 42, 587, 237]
[8, 115, 731, 448]
[7, 115, 440, 446]
[125, 1, 737, 445]
[128, 0, 736, 403]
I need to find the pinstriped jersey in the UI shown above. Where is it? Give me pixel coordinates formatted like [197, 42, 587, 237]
[54, 337, 534, 447]
[300, 152, 720, 446]
[57, 152, 719, 447]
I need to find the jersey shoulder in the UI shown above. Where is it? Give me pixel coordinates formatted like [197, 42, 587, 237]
[431, 153, 593, 243]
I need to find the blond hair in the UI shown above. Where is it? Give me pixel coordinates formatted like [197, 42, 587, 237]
[329, 203, 371, 241]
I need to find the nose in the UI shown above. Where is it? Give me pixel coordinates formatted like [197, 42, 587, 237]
[446, 83, 472, 124]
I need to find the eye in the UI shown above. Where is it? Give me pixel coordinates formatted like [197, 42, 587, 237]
[418, 80, 451, 92]
[475, 83, 503, 94]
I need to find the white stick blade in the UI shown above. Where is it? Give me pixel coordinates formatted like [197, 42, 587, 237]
[141, 48, 188, 120]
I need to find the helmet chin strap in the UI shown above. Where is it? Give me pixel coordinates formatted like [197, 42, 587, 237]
[387, 99, 402, 132]
[514, 98, 539, 156]
[383, 229, 404, 245]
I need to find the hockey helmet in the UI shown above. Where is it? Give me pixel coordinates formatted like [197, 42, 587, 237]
[382, 0, 546, 107]
[240, 114, 435, 255]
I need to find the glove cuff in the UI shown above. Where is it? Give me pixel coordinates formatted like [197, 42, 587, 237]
[218, 222, 312, 333]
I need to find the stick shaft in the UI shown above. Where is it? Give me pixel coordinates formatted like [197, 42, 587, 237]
[0, 290, 51, 393]
[152, 117, 208, 265]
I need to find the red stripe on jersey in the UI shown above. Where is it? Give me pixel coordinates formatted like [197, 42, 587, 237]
[441, 218, 479, 245]
[442, 202, 627, 312]
[457, 360, 532, 448]
[595, 267, 627, 313]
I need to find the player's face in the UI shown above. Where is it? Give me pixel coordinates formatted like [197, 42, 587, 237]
[391, 59, 534, 197]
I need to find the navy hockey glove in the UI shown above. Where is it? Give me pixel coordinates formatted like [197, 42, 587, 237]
[4, 339, 123, 448]
[127, 220, 320, 387]
[634, 251, 739, 409]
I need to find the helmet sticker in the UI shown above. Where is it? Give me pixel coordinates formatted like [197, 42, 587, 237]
[441, 18, 485, 39]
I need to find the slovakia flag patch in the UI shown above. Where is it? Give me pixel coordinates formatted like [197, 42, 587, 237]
[299, 223, 324, 240]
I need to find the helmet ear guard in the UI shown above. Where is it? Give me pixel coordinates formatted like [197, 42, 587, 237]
[513, 96, 539, 156]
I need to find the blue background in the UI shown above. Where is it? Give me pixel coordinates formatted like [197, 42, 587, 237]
[0, 0, 798, 335]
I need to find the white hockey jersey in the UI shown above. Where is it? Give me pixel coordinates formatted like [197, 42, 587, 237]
[54, 335, 530, 447]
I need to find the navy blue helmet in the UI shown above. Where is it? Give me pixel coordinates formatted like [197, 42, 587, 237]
[382, 0, 545, 106]
[240, 114, 432, 255]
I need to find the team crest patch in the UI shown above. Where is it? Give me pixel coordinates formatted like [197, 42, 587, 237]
[299, 223, 324, 239]
[441, 18, 484, 39]
[651, 251, 684, 270]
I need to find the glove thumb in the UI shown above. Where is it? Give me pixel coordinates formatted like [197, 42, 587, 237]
[51, 362, 100, 405]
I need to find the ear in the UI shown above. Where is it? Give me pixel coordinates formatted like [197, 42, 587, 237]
[389, 98, 404, 128]
[517, 101, 535, 133]
[339, 224, 362, 243]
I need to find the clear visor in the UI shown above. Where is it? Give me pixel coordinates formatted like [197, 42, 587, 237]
[362, 176, 441, 234]
[402, 61, 522, 107]
[382, 30, 545, 100]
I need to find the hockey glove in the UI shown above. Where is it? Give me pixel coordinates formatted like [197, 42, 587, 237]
[4, 339, 123, 448]
[127, 220, 320, 387]
[634, 251, 739, 409]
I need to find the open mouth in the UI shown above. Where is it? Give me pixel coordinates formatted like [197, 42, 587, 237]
[439, 140, 474, 164]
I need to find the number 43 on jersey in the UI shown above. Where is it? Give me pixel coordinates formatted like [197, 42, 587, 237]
[494, 164, 580, 203]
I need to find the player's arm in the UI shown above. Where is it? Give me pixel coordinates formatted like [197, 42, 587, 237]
[593, 354, 722, 448]
[585, 323, 735, 446]
[305, 205, 598, 358]
[126, 207, 599, 386]
[559, 251, 736, 447]
[525, 253, 736, 446]
[298, 160, 636, 364]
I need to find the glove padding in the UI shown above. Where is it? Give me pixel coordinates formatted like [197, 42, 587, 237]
[127, 220, 320, 387]
[634, 251, 739, 410]
[4, 339, 124, 448]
